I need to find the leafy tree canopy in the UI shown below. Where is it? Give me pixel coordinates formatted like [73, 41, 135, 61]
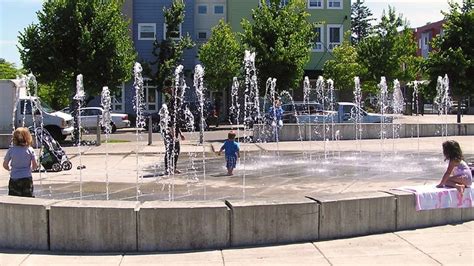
[351, 0, 374, 44]
[240, 0, 315, 92]
[0, 58, 22, 79]
[18, 0, 136, 100]
[323, 32, 367, 101]
[425, 0, 473, 100]
[198, 20, 242, 93]
[151, 0, 194, 90]
[357, 6, 418, 91]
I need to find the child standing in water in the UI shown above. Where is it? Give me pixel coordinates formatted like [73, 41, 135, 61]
[3, 127, 38, 197]
[218, 131, 240, 176]
[436, 140, 472, 194]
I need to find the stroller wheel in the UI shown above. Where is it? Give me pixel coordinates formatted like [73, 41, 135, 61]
[62, 161, 72, 171]
[51, 163, 62, 172]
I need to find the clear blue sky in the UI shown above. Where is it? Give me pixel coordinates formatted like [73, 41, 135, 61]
[0, 0, 463, 68]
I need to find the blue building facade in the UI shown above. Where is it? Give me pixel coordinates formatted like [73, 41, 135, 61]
[120, 0, 196, 117]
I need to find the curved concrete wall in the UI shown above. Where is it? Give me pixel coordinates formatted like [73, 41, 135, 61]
[254, 123, 474, 141]
[0, 193, 472, 252]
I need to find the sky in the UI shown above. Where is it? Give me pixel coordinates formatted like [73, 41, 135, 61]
[0, 0, 464, 68]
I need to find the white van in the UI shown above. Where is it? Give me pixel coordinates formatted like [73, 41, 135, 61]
[0, 79, 74, 142]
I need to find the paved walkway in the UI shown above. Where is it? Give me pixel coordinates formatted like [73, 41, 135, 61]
[1, 221, 472, 265]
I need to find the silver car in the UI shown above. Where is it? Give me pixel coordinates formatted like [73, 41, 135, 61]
[79, 107, 130, 133]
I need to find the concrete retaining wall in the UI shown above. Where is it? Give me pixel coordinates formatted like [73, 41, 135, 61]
[226, 199, 319, 246]
[310, 192, 396, 240]
[254, 123, 474, 141]
[0, 193, 472, 252]
[138, 201, 230, 251]
[0, 196, 55, 250]
[49, 200, 138, 252]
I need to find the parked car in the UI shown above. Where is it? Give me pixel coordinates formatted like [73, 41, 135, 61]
[79, 107, 130, 133]
[449, 101, 468, 114]
[279, 102, 324, 123]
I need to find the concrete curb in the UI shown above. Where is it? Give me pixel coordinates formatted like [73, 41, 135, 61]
[0, 191, 472, 252]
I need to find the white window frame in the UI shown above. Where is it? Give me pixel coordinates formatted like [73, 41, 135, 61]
[111, 83, 125, 112]
[197, 4, 208, 15]
[213, 4, 224, 14]
[163, 23, 182, 40]
[327, 24, 343, 51]
[308, 0, 323, 9]
[327, 0, 342, 9]
[312, 25, 324, 52]
[143, 78, 158, 112]
[138, 23, 156, 40]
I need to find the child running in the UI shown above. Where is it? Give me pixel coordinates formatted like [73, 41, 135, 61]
[436, 140, 472, 195]
[3, 127, 38, 197]
[218, 131, 240, 176]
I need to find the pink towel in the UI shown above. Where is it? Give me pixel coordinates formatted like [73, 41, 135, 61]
[394, 185, 473, 211]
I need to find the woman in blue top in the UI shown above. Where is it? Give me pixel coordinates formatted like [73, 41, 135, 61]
[218, 131, 240, 176]
[3, 127, 38, 197]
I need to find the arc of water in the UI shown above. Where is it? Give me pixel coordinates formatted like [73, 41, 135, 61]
[101, 86, 112, 200]
[302, 76, 311, 158]
[194, 64, 207, 200]
[230, 77, 241, 139]
[315, 76, 326, 158]
[27, 74, 45, 194]
[377, 77, 388, 159]
[242, 50, 257, 201]
[183, 106, 199, 189]
[441, 75, 451, 138]
[133, 62, 145, 200]
[392, 79, 404, 155]
[327, 79, 335, 157]
[353, 77, 363, 152]
[74, 74, 86, 199]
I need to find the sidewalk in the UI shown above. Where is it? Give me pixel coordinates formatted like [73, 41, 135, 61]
[1, 221, 472, 265]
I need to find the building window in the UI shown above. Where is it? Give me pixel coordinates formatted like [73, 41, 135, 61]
[163, 23, 182, 40]
[308, 0, 323, 9]
[143, 78, 157, 111]
[198, 5, 207, 14]
[327, 0, 342, 9]
[197, 31, 208, 40]
[263, 0, 289, 7]
[111, 84, 125, 111]
[214, 5, 224, 14]
[327, 24, 342, 50]
[312, 26, 323, 51]
[138, 23, 156, 40]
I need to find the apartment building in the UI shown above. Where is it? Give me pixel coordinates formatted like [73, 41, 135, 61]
[116, 0, 350, 116]
[413, 20, 444, 58]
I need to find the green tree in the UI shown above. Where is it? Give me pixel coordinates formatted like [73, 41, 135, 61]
[198, 20, 241, 93]
[151, 0, 194, 90]
[323, 32, 366, 101]
[351, 0, 374, 44]
[425, 1, 473, 110]
[18, 0, 136, 99]
[0, 59, 21, 79]
[357, 7, 418, 91]
[240, 0, 315, 92]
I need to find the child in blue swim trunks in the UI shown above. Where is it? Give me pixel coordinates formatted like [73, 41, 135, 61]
[218, 131, 240, 176]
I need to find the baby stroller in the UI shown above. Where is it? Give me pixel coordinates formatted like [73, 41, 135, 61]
[33, 127, 72, 172]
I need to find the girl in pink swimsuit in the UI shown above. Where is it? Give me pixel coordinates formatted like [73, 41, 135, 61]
[436, 140, 473, 194]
